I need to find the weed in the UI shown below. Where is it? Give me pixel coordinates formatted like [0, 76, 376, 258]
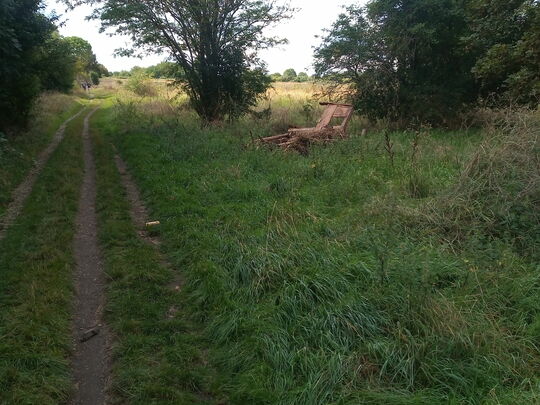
[384, 130, 395, 168]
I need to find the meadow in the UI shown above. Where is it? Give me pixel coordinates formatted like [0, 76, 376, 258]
[0, 79, 538, 404]
[92, 79, 539, 403]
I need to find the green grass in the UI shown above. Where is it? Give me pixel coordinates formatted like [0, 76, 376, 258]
[0, 108, 87, 404]
[0, 81, 537, 404]
[0, 93, 85, 218]
[95, 98, 540, 404]
[91, 102, 220, 404]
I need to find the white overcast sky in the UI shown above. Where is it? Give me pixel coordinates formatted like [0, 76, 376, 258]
[45, 0, 364, 73]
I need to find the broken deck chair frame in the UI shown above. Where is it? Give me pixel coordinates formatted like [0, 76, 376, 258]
[260, 102, 354, 148]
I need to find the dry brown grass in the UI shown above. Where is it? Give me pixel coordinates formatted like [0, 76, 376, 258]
[425, 108, 540, 248]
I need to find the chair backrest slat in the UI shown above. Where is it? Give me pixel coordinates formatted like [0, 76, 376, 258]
[316, 104, 338, 129]
[333, 106, 352, 118]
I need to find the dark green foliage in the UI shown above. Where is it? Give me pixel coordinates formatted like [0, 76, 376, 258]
[39, 33, 77, 93]
[465, 0, 540, 104]
[270, 72, 283, 82]
[0, 0, 56, 130]
[315, 1, 478, 126]
[314, 0, 539, 126]
[282, 68, 298, 82]
[64, 36, 101, 87]
[0, 1, 101, 131]
[271, 70, 311, 82]
[71, 0, 291, 121]
[145, 62, 183, 79]
[296, 72, 310, 82]
[90, 71, 100, 85]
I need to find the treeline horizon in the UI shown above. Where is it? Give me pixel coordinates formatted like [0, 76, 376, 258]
[2, 0, 538, 128]
[110, 65, 314, 83]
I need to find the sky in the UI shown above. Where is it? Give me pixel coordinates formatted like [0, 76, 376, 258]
[45, 0, 364, 74]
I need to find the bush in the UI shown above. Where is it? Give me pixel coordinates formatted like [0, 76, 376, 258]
[125, 73, 157, 97]
[90, 71, 100, 86]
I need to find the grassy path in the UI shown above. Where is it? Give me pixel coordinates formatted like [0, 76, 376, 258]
[0, 97, 85, 219]
[91, 105, 218, 404]
[0, 107, 86, 240]
[1, 96, 218, 404]
[0, 107, 87, 404]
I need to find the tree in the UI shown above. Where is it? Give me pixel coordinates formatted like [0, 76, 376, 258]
[314, 1, 478, 126]
[465, 0, 539, 104]
[66, 0, 292, 122]
[65, 36, 100, 88]
[38, 32, 77, 93]
[282, 68, 298, 82]
[146, 62, 183, 79]
[296, 72, 310, 82]
[269, 72, 283, 82]
[0, 0, 56, 130]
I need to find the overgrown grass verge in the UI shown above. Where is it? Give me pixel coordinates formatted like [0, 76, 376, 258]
[91, 104, 219, 404]
[0, 93, 85, 217]
[103, 100, 540, 404]
[424, 108, 539, 259]
[0, 108, 86, 404]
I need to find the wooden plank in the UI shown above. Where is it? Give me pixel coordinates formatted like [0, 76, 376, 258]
[337, 107, 354, 131]
[260, 132, 291, 142]
[333, 106, 352, 118]
[288, 128, 317, 134]
[316, 104, 338, 130]
[319, 102, 353, 107]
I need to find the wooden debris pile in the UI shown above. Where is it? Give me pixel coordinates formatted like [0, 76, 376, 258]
[259, 102, 354, 153]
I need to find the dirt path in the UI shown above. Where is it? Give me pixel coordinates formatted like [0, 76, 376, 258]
[0, 108, 85, 241]
[72, 107, 110, 405]
[114, 155, 157, 243]
[114, 154, 184, 291]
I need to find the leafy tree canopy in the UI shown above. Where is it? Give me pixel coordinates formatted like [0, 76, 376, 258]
[315, 0, 478, 126]
[65, 0, 293, 121]
[282, 68, 298, 81]
[315, 0, 539, 126]
[0, 1, 94, 130]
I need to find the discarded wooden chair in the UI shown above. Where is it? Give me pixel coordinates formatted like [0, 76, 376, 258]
[260, 102, 354, 152]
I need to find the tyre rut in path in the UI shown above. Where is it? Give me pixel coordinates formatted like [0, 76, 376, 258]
[72, 107, 110, 405]
[114, 154, 184, 290]
[0, 108, 85, 241]
[114, 154, 216, 402]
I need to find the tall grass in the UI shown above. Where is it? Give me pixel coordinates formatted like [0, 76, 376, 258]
[425, 108, 539, 258]
[94, 82, 540, 404]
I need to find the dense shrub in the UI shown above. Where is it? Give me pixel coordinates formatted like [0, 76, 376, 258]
[125, 73, 157, 97]
[0, 0, 56, 131]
